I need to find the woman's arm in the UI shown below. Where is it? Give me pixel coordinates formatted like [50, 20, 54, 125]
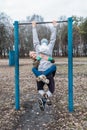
[32, 21, 40, 52]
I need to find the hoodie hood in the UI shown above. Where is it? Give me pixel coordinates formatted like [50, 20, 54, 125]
[41, 38, 48, 45]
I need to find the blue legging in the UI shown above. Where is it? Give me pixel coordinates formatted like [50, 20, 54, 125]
[32, 64, 57, 77]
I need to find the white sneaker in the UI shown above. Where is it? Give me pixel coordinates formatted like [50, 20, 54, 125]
[36, 75, 49, 84]
[46, 90, 52, 97]
[38, 90, 45, 96]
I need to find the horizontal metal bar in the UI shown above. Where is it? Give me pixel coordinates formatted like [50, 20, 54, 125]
[19, 20, 68, 25]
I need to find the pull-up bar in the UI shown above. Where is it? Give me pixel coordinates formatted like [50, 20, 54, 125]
[14, 17, 73, 112]
[18, 20, 67, 25]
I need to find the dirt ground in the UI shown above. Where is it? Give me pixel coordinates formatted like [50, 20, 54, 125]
[0, 58, 87, 130]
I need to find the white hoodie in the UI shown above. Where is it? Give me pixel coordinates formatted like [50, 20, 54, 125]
[32, 26, 56, 71]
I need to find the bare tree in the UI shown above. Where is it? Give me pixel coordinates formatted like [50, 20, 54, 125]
[0, 12, 13, 58]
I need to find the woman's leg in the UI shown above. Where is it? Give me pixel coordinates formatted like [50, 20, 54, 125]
[32, 67, 42, 77]
[43, 64, 57, 76]
[47, 74, 55, 94]
[32, 64, 56, 77]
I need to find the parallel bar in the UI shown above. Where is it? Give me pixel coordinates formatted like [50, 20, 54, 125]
[13, 18, 73, 112]
[68, 17, 73, 112]
[14, 21, 20, 110]
[19, 20, 67, 25]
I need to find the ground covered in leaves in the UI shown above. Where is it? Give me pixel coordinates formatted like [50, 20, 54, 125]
[0, 58, 87, 130]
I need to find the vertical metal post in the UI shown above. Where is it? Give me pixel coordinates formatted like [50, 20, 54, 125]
[68, 17, 73, 112]
[14, 21, 20, 110]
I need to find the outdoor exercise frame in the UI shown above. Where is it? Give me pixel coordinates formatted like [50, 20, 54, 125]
[14, 17, 73, 112]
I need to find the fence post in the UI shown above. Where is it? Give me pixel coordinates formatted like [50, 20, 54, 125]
[68, 17, 73, 112]
[14, 21, 20, 110]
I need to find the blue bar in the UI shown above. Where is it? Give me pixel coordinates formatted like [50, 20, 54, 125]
[68, 17, 73, 112]
[14, 21, 20, 110]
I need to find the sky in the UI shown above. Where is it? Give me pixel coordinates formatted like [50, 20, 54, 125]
[0, 0, 87, 21]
